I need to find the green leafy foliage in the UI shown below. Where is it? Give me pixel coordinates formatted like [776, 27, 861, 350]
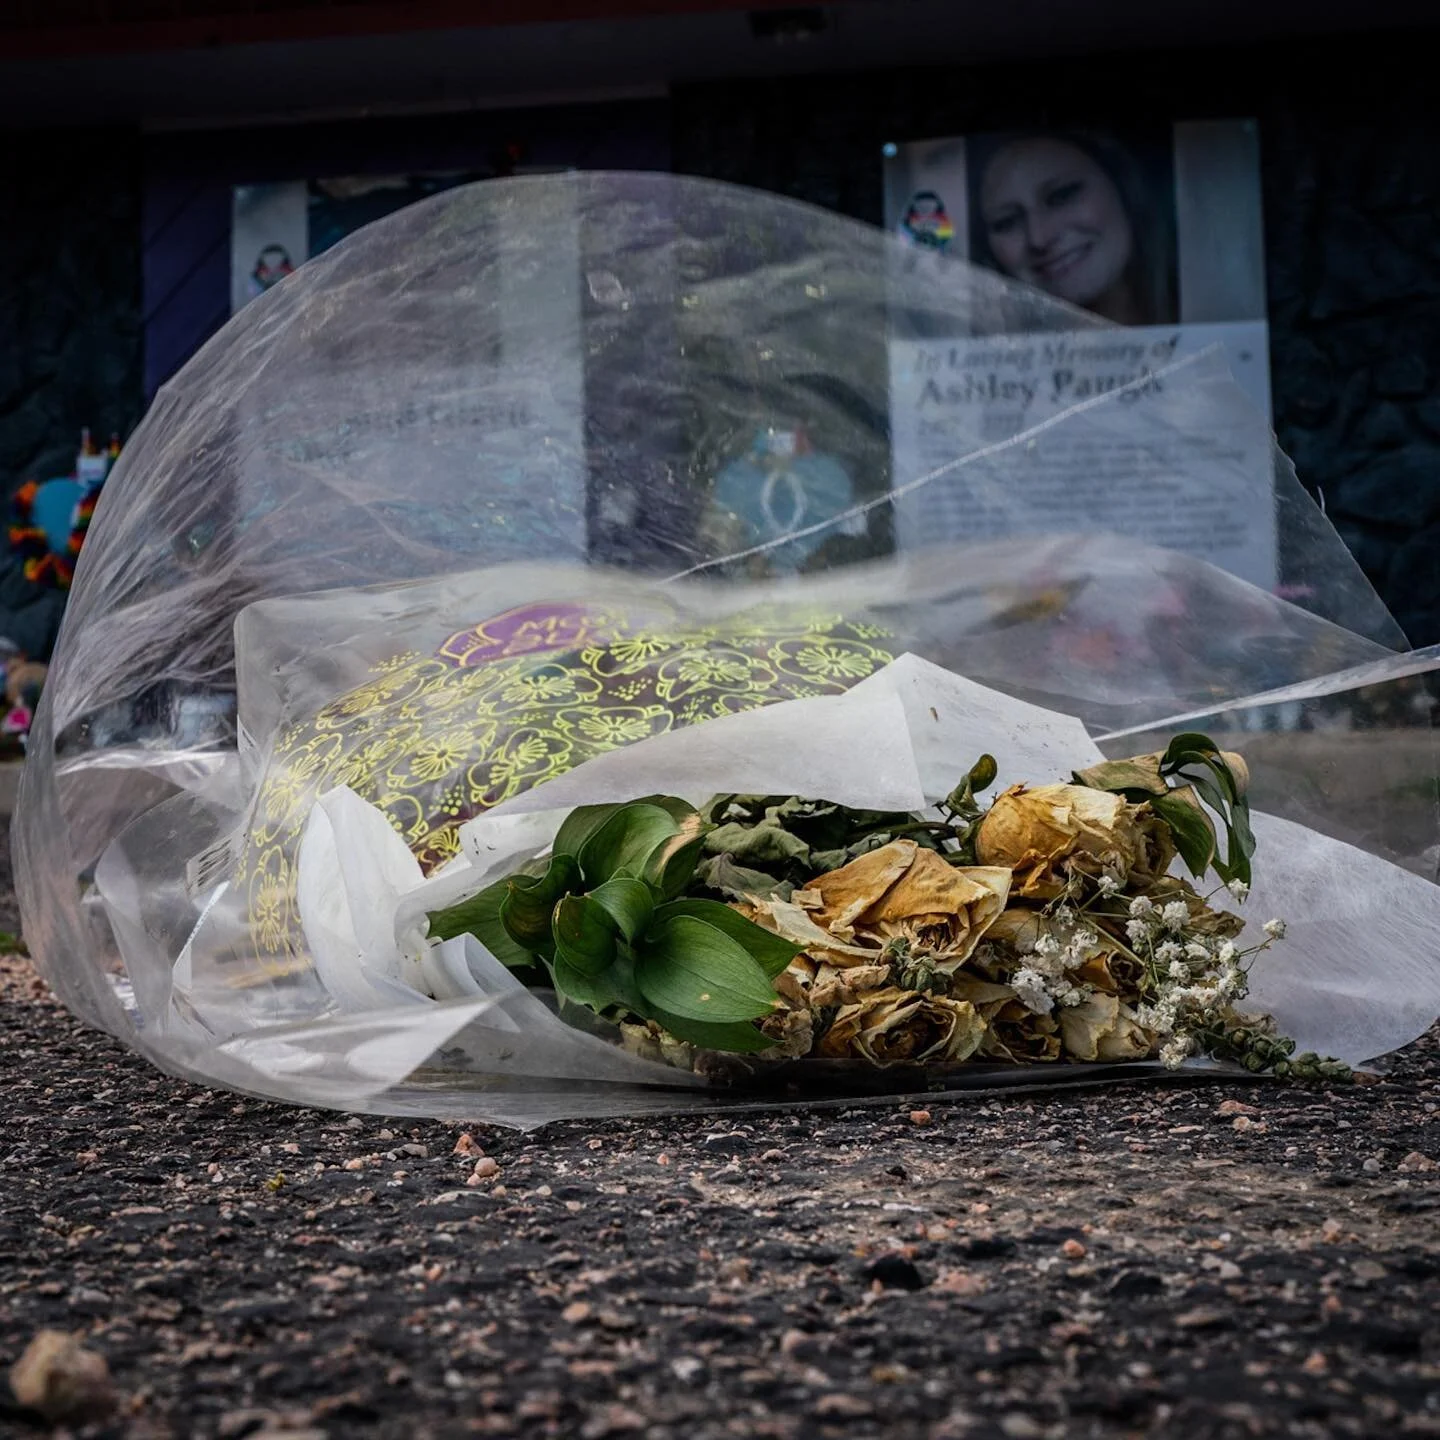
[552, 893, 619, 976]
[653, 899, 800, 979]
[648, 1008, 779, 1054]
[1159, 734, 1255, 886]
[634, 915, 778, 1022]
[587, 877, 655, 942]
[1075, 732, 1254, 886]
[499, 853, 581, 957]
[427, 796, 786, 1052]
[578, 803, 685, 886]
[692, 769, 1000, 899]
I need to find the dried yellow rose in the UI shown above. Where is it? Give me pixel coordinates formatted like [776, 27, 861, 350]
[975, 783, 1173, 899]
[1058, 993, 1153, 1062]
[818, 987, 986, 1066]
[775, 955, 893, 1009]
[803, 838, 1010, 969]
[981, 1002, 1063, 1062]
[758, 1006, 815, 1059]
[752, 899, 883, 969]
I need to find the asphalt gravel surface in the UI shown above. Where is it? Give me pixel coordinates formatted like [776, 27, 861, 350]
[1, 834, 1437, 1440]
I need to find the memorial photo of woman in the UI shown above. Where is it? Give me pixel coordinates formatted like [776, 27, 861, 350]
[967, 128, 1179, 326]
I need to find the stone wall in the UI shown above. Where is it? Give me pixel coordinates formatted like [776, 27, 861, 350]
[672, 31, 1440, 645]
[0, 130, 143, 491]
[0, 130, 143, 659]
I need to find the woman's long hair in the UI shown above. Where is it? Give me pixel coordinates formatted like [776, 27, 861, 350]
[966, 127, 1179, 326]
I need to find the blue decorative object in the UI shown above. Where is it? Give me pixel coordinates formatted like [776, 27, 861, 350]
[709, 428, 863, 571]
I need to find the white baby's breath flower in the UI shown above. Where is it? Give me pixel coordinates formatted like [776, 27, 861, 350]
[1011, 967, 1054, 1016]
[1055, 904, 1075, 925]
[1160, 1036, 1194, 1070]
[1168, 959, 1188, 981]
[1216, 940, 1237, 964]
[1263, 918, 1287, 940]
[1185, 940, 1211, 961]
[1160, 901, 1190, 931]
[1154, 940, 1183, 965]
[1058, 985, 1086, 1008]
[1186, 984, 1221, 1014]
[1128, 896, 1154, 918]
[1125, 919, 1151, 947]
[1141, 989, 1181, 1035]
[1096, 875, 1120, 897]
[1033, 933, 1061, 959]
[1227, 878, 1250, 901]
[1218, 964, 1245, 999]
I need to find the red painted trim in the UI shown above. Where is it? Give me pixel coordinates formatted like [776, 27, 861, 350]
[2, 0, 837, 60]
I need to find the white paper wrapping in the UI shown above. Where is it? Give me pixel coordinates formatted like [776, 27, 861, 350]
[222, 655, 1440, 1120]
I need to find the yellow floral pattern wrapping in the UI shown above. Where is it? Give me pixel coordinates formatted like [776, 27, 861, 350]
[240, 601, 893, 972]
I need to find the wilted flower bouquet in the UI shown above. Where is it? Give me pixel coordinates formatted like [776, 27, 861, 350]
[422, 732, 1349, 1083]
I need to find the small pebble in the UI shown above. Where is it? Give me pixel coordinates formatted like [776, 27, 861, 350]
[467, 1157, 500, 1183]
[9, 1330, 116, 1424]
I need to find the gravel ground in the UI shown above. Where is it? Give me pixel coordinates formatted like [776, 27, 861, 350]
[1, 839, 1438, 1439]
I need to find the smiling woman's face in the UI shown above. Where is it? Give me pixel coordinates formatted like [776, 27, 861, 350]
[979, 138, 1135, 313]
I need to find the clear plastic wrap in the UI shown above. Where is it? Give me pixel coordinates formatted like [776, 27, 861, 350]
[14, 173, 1438, 1124]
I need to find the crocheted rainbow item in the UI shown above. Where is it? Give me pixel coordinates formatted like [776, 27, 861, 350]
[8, 479, 103, 589]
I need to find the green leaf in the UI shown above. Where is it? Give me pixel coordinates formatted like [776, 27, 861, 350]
[634, 801, 706, 900]
[550, 952, 626, 1012]
[1230, 800, 1257, 860]
[693, 853, 794, 904]
[653, 899, 801, 980]
[1073, 757, 1168, 795]
[702, 819, 812, 866]
[634, 916, 778, 1022]
[426, 878, 534, 968]
[650, 1008, 777, 1054]
[552, 893, 619, 977]
[1176, 765, 1229, 822]
[968, 753, 998, 793]
[604, 947, 648, 1016]
[1172, 757, 1238, 812]
[1151, 792, 1217, 881]
[646, 828, 707, 901]
[1162, 732, 1226, 770]
[578, 803, 681, 886]
[631, 794, 703, 825]
[1214, 803, 1255, 888]
[499, 852, 581, 953]
[587, 877, 655, 942]
[552, 803, 624, 861]
[1164, 745, 1254, 887]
